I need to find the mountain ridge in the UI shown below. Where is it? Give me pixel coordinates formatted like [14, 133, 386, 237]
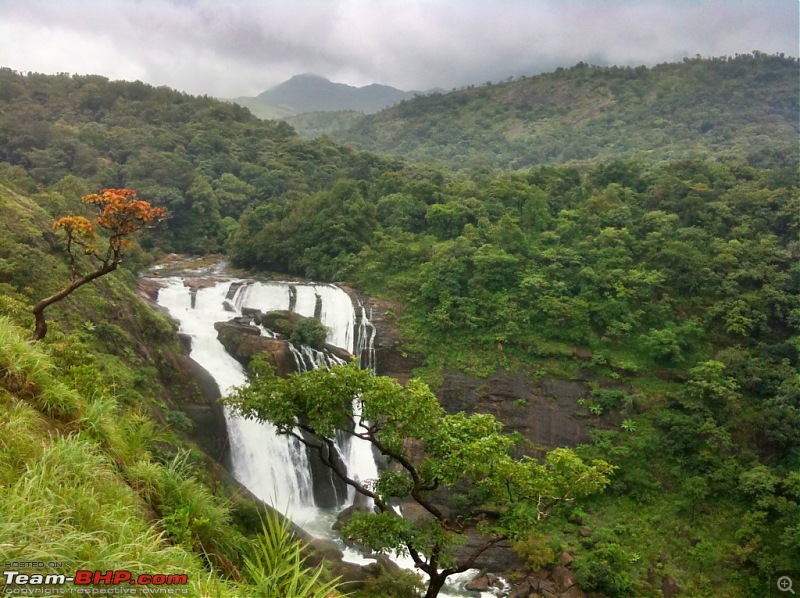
[303, 53, 800, 169]
[229, 73, 429, 117]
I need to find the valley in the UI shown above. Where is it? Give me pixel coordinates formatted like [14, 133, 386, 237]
[0, 51, 797, 597]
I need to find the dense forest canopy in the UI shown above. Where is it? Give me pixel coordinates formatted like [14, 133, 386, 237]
[0, 53, 798, 596]
[0, 68, 402, 254]
[312, 53, 800, 170]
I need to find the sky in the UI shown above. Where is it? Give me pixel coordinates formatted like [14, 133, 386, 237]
[0, 0, 797, 98]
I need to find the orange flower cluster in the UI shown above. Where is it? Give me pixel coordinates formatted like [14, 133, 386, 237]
[83, 188, 166, 237]
[52, 188, 166, 265]
[34, 189, 167, 340]
[53, 215, 95, 237]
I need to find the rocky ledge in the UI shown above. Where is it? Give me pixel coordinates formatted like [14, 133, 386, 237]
[214, 318, 297, 375]
[214, 317, 351, 376]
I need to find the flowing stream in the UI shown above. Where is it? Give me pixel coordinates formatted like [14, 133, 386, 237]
[153, 271, 498, 597]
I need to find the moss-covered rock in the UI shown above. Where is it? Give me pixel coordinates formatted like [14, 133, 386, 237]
[214, 320, 296, 376]
[257, 310, 329, 350]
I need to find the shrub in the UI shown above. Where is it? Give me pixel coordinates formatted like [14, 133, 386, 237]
[573, 542, 634, 596]
[512, 534, 558, 572]
[243, 509, 343, 598]
[290, 317, 329, 350]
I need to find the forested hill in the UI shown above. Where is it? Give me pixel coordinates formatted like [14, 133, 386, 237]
[1, 59, 798, 596]
[0, 68, 402, 254]
[323, 53, 799, 169]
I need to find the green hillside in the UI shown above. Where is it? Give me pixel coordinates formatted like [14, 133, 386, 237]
[328, 53, 799, 169]
[0, 57, 798, 597]
[0, 178, 364, 596]
[0, 67, 402, 255]
[228, 154, 800, 595]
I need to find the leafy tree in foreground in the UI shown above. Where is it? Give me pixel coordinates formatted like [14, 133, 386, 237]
[32, 188, 165, 340]
[226, 360, 613, 598]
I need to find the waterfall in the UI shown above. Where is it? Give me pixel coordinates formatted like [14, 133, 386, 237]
[157, 279, 317, 517]
[153, 273, 495, 597]
[355, 303, 377, 372]
[154, 276, 378, 524]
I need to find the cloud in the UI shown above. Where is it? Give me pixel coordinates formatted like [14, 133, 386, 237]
[0, 0, 797, 97]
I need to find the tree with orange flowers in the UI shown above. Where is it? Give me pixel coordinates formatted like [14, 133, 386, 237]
[32, 189, 166, 341]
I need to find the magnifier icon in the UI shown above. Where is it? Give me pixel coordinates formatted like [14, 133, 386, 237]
[778, 576, 795, 594]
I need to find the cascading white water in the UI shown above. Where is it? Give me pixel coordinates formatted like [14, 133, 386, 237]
[157, 279, 318, 519]
[155, 276, 378, 524]
[154, 273, 496, 597]
[236, 280, 378, 489]
[355, 303, 377, 373]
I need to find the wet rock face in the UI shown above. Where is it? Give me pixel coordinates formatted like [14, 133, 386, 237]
[298, 427, 350, 509]
[338, 285, 423, 383]
[338, 285, 616, 451]
[178, 356, 231, 467]
[214, 320, 296, 376]
[438, 370, 593, 450]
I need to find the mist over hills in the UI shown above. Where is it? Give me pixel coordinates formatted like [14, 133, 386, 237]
[292, 54, 799, 169]
[228, 74, 434, 119]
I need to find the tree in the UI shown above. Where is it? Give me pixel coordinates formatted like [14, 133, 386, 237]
[225, 360, 613, 598]
[31, 188, 165, 340]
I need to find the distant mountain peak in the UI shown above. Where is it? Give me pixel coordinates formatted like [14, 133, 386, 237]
[285, 73, 330, 82]
[254, 74, 420, 115]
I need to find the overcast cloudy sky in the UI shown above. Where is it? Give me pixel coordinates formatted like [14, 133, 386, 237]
[0, 0, 797, 97]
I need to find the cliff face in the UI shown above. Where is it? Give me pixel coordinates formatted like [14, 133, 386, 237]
[438, 370, 594, 449]
[339, 285, 423, 383]
[343, 287, 617, 452]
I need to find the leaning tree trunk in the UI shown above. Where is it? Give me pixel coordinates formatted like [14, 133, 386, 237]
[31, 263, 117, 341]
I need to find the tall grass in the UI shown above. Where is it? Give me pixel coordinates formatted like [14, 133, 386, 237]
[0, 315, 350, 597]
[0, 316, 80, 418]
[126, 451, 249, 574]
[0, 317, 241, 594]
[243, 509, 345, 598]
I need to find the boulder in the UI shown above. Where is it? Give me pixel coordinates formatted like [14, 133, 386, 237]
[530, 577, 558, 597]
[261, 310, 303, 337]
[136, 278, 165, 302]
[240, 306, 263, 322]
[326, 343, 353, 362]
[465, 570, 490, 592]
[552, 566, 576, 592]
[333, 498, 373, 531]
[509, 580, 533, 598]
[558, 551, 574, 568]
[214, 320, 296, 376]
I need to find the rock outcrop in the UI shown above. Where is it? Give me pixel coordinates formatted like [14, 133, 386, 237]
[338, 285, 423, 382]
[338, 285, 620, 452]
[438, 370, 595, 450]
[214, 319, 297, 376]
